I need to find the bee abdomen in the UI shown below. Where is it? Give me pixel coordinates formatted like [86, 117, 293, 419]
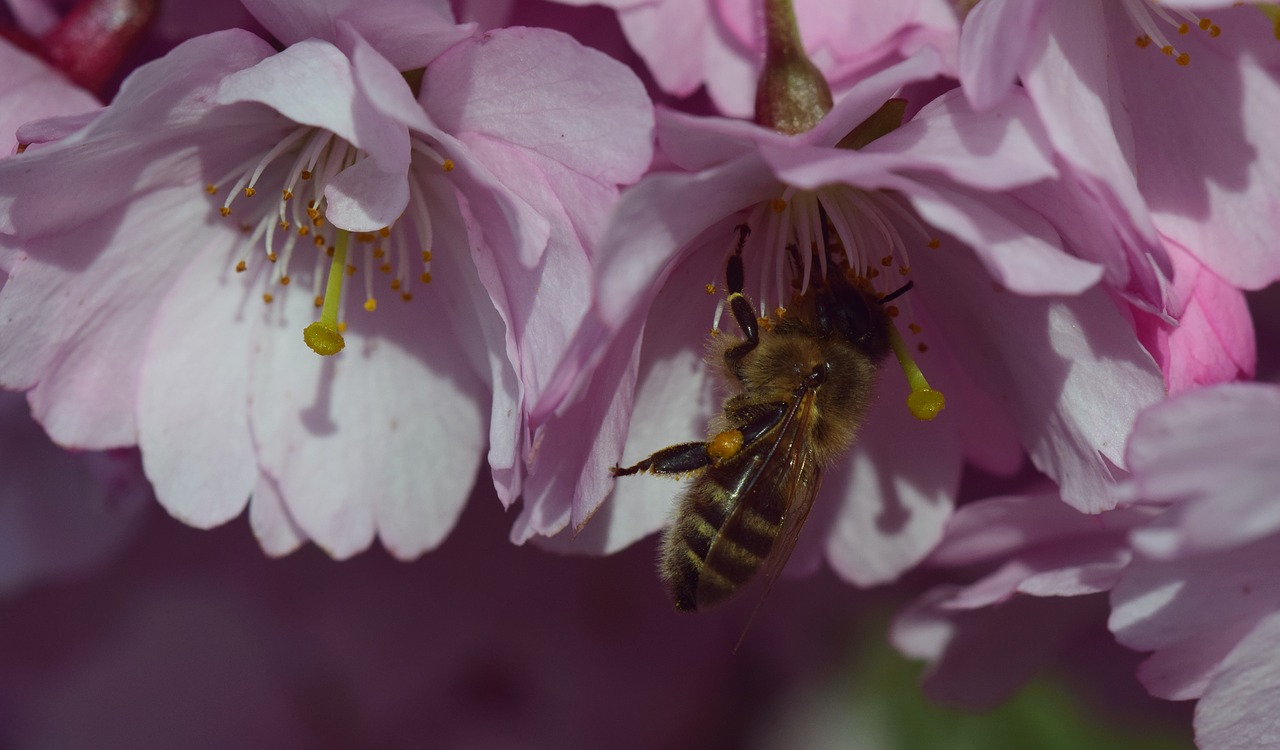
[660, 480, 782, 612]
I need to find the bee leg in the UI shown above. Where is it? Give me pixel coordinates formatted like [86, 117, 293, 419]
[723, 250, 760, 379]
[612, 441, 711, 478]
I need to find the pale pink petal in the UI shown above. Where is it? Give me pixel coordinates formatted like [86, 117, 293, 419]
[912, 242, 1165, 513]
[1110, 536, 1280, 654]
[823, 361, 963, 586]
[958, 0, 1046, 110]
[1117, 6, 1280, 290]
[137, 230, 256, 529]
[247, 251, 486, 560]
[522, 242, 724, 551]
[0, 191, 213, 448]
[239, 0, 471, 70]
[615, 0, 714, 98]
[1120, 383, 1280, 557]
[1021, 0, 1169, 300]
[0, 38, 99, 155]
[422, 26, 653, 186]
[247, 473, 307, 557]
[927, 493, 1115, 566]
[1196, 611, 1280, 750]
[866, 88, 1059, 190]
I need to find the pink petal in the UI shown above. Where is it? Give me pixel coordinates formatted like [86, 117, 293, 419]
[1118, 7, 1280, 290]
[247, 473, 307, 557]
[0, 38, 99, 155]
[1121, 383, 1280, 557]
[239, 0, 471, 70]
[823, 361, 963, 586]
[247, 250, 486, 560]
[958, 0, 1046, 110]
[422, 26, 654, 186]
[912, 242, 1166, 513]
[137, 233, 256, 529]
[1196, 612, 1280, 750]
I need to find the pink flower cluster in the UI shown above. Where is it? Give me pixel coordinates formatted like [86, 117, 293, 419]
[0, 0, 1277, 745]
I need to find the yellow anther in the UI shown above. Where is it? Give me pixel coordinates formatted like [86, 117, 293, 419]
[243, 186, 256, 197]
[421, 272, 432, 284]
[918, 342, 929, 353]
[401, 292, 413, 302]
[421, 250, 432, 262]
[313, 236, 326, 247]
[346, 264, 357, 276]
[390, 278, 402, 290]
[774, 306, 787, 319]
[220, 207, 231, 217]
[263, 293, 274, 304]
[885, 304, 899, 318]
[235, 260, 247, 273]
[278, 220, 290, 231]
[338, 321, 347, 333]
[373, 248, 386, 259]
[908, 322, 922, 334]
[205, 184, 217, 194]
[307, 207, 320, 222]
[300, 169, 312, 180]
[355, 232, 374, 243]
[442, 159, 455, 172]
[280, 275, 291, 286]
[314, 296, 324, 308]
[380, 263, 392, 274]
[364, 298, 377, 312]
[770, 198, 787, 212]
[298, 226, 311, 237]
[1199, 18, 1212, 30]
[705, 283, 718, 295]
[1136, 35, 1151, 48]
[267, 252, 278, 263]
[900, 265, 910, 276]
[881, 256, 893, 267]
[1178, 23, 1190, 34]
[928, 238, 940, 249]
[1176, 52, 1190, 66]
[282, 189, 293, 201]
[1208, 24, 1220, 38]
[325, 247, 335, 257]
[379, 227, 391, 238]
[1161, 45, 1174, 56]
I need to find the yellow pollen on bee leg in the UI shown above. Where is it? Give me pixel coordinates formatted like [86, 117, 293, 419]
[887, 320, 945, 421]
[303, 230, 351, 356]
[708, 429, 744, 464]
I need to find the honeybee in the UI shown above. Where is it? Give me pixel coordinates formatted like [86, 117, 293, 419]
[612, 225, 911, 612]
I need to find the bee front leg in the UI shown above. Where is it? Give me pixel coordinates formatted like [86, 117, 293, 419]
[612, 442, 712, 478]
[723, 245, 761, 379]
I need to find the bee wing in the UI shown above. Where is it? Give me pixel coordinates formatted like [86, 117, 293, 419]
[695, 388, 822, 611]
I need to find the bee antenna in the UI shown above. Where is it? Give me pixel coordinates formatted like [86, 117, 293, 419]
[878, 280, 914, 305]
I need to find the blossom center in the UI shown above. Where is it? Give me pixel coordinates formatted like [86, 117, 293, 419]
[709, 186, 944, 421]
[1122, 0, 1220, 66]
[204, 126, 455, 355]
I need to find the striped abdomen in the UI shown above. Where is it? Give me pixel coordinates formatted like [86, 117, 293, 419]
[658, 461, 786, 612]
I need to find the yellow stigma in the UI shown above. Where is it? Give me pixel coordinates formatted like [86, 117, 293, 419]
[303, 230, 351, 356]
[887, 320, 945, 421]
